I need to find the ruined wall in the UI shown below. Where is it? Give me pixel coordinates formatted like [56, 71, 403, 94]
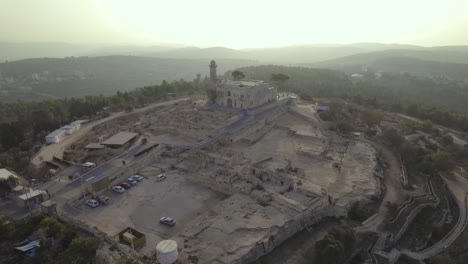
[234, 195, 332, 264]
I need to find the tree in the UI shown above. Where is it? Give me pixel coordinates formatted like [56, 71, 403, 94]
[336, 121, 353, 134]
[315, 234, 345, 264]
[421, 119, 433, 132]
[361, 110, 383, 127]
[328, 225, 355, 252]
[206, 88, 217, 103]
[40, 217, 64, 239]
[432, 151, 455, 172]
[382, 128, 404, 148]
[441, 134, 454, 145]
[0, 179, 11, 197]
[232, 70, 245, 80]
[270, 73, 290, 91]
[64, 237, 99, 264]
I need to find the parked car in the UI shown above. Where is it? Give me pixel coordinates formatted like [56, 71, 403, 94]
[112, 185, 125, 193]
[85, 199, 99, 208]
[156, 174, 166, 182]
[97, 195, 110, 205]
[131, 175, 144, 181]
[83, 162, 96, 168]
[126, 178, 138, 186]
[120, 182, 131, 189]
[160, 217, 176, 227]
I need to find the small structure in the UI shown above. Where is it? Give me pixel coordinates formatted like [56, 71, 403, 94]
[61, 122, 80, 135]
[101, 132, 138, 148]
[85, 174, 110, 194]
[41, 200, 57, 215]
[12, 185, 25, 195]
[0, 168, 19, 185]
[45, 129, 66, 144]
[156, 240, 178, 264]
[316, 105, 330, 112]
[351, 73, 365, 82]
[18, 190, 47, 207]
[84, 143, 105, 151]
[117, 227, 146, 250]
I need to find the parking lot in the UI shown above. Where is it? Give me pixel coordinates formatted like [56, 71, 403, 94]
[75, 170, 228, 254]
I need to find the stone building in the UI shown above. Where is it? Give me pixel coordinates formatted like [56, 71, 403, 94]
[210, 60, 277, 109]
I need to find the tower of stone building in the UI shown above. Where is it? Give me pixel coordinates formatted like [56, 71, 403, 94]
[209, 60, 217, 82]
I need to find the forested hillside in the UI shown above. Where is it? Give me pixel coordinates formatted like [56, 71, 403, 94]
[0, 56, 256, 100]
[234, 65, 468, 131]
[228, 65, 352, 96]
[314, 49, 468, 81]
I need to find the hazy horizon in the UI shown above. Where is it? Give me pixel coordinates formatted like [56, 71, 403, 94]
[2, 0, 468, 49]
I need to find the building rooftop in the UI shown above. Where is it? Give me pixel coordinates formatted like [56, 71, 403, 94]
[84, 143, 105, 149]
[46, 129, 66, 138]
[71, 120, 87, 125]
[219, 79, 266, 88]
[0, 168, 19, 180]
[101, 132, 138, 146]
[41, 200, 56, 208]
[316, 105, 330, 111]
[18, 190, 46, 200]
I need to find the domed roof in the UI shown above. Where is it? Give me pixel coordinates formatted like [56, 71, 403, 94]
[156, 240, 178, 253]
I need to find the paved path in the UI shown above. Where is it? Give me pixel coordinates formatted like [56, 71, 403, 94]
[354, 138, 407, 233]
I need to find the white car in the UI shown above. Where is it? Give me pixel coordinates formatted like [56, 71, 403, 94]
[85, 199, 99, 208]
[83, 162, 96, 168]
[156, 174, 166, 182]
[126, 178, 138, 186]
[112, 185, 125, 193]
[131, 175, 144, 181]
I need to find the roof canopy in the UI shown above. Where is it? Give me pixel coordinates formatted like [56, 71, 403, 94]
[0, 168, 19, 180]
[101, 132, 138, 146]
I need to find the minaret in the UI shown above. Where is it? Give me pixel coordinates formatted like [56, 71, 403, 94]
[209, 60, 217, 83]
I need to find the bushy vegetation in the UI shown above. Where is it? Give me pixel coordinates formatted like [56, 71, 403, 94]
[0, 214, 98, 264]
[348, 202, 376, 222]
[314, 224, 356, 264]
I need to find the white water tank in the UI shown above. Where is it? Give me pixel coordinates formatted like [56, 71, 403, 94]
[156, 240, 178, 264]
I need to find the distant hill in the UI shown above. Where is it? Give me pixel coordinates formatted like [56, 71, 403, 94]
[241, 43, 425, 64]
[2, 42, 468, 65]
[313, 49, 468, 81]
[0, 56, 257, 100]
[147, 47, 249, 60]
[0, 42, 187, 61]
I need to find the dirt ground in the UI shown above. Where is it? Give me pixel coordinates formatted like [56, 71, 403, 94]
[232, 111, 379, 209]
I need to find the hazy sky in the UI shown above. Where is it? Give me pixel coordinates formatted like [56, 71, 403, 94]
[1, 0, 468, 48]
